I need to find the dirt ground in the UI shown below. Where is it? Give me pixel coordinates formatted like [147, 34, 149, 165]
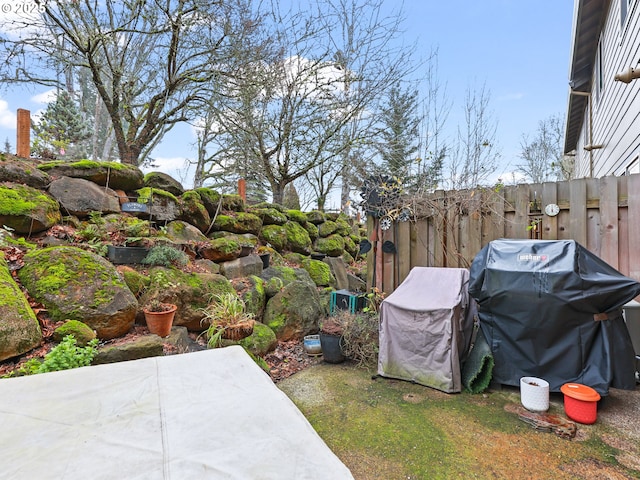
[278, 360, 640, 480]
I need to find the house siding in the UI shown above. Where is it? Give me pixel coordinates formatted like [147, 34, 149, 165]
[573, 0, 640, 177]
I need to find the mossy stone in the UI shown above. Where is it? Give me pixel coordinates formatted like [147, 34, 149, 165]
[53, 320, 96, 346]
[212, 212, 262, 235]
[259, 224, 288, 250]
[284, 220, 312, 254]
[306, 210, 326, 225]
[238, 322, 278, 356]
[318, 220, 338, 237]
[314, 234, 345, 257]
[286, 209, 307, 223]
[302, 258, 335, 287]
[303, 221, 319, 240]
[0, 183, 62, 233]
[222, 194, 245, 212]
[253, 207, 288, 226]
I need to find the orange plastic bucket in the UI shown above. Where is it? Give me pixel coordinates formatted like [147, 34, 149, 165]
[561, 383, 601, 424]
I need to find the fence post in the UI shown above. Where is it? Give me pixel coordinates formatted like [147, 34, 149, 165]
[16, 109, 30, 158]
[238, 178, 246, 201]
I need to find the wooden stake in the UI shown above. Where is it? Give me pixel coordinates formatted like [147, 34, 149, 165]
[16, 109, 30, 158]
[238, 178, 246, 201]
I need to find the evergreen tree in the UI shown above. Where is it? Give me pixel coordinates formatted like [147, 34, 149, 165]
[32, 91, 91, 159]
[377, 84, 421, 183]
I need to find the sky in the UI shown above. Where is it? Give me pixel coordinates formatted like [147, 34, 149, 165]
[0, 0, 575, 193]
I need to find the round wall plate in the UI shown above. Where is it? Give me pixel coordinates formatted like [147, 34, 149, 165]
[544, 203, 560, 217]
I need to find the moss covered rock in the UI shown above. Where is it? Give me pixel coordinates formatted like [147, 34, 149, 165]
[0, 182, 62, 233]
[306, 210, 326, 225]
[259, 224, 288, 251]
[38, 160, 144, 191]
[263, 281, 323, 341]
[238, 322, 278, 356]
[117, 266, 150, 298]
[302, 258, 336, 287]
[318, 220, 338, 238]
[140, 267, 235, 331]
[303, 221, 319, 241]
[212, 212, 262, 235]
[335, 215, 353, 236]
[263, 276, 284, 298]
[260, 265, 314, 289]
[198, 237, 242, 262]
[178, 190, 211, 233]
[235, 275, 266, 321]
[343, 235, 358, 257]
[52, 320, 96, 346]
[286, 209, 307, 223]
[222, 194, 246, 212]
[135, 187, 179, 222]
[194, 187, 222, 217]
[0, 252, 42, 361]
[253, 207, 288, 226]
[284, 220, 312, 254]
[209, 231, 258, 248]
[143, 171, 184, 196]
[164, 220, 208, 243]
[314, 234, 346, 257]
[18, 246, 137, 340]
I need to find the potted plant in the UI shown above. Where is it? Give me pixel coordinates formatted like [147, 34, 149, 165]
[142, 299, 177, 338]
[319, 316, 346, 363]
[200, 293, 255, 348]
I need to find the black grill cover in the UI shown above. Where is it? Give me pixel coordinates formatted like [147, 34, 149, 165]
[469, 239, 640, 395]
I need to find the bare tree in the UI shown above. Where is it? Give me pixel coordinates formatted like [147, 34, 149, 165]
[518, 113, 567, 182]
[193, 0, 415, 207]
[413, 50, 450, 192]
[0, 0, 254, 166]
[447, 83, 500, 189]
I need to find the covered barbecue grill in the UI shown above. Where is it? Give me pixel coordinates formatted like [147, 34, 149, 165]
[469, 239, 640, 395]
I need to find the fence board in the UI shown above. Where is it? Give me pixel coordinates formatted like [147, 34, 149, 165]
[599, 175, 618, 268]
[627, 175, 640, 280]
[569, 179, 587, 245]
[397, 220, 411, 285]
[541, 182, 558, 239]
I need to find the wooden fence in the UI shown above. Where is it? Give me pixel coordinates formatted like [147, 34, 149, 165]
[366, 174, 640, 294]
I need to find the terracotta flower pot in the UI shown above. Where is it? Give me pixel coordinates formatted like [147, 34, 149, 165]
[143, 304, 177, 338]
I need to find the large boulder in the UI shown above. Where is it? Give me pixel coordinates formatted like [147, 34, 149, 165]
[259, 225, 288, 251]
[164, 220, 208, 243]
[318, 220, 338, 237]
[0, 155, 50, 188]
[139, 267, 236, 331]
[233, 275, 266, 321]
[302, 258, 336, 287]
[212, 212, 262, 235]
[194, 187, 222, 217]
[136, 187, 180, 222]
[178, 191, 211, 233]
[263, 281, 323, 340]
[0, 182, 61, 233]
[48, 176, 121, 217]
[198, 237, 242, 262]
[0, 252, 42, 361]
[238, 322, 277, 356]
[219, 255, 263, 279]
[260, 265, 314, 288]
[143, 172, 184, 197]
[284, 221, 312, 254]
[18, 246, 138, 340]
[314, 234, 346, 257]
[253, 207, 288, 226]
[38, 160, 144, 191]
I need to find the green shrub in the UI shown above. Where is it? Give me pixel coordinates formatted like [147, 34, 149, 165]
[2, 335, 99, 378]
[142, 245, 189, 267]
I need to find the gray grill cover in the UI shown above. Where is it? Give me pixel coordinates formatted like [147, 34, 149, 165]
[378, 267, 475, 393]
[469, 239, 640, 395]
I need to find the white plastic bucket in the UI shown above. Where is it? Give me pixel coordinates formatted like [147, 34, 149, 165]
[520, 376, 550, 412]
